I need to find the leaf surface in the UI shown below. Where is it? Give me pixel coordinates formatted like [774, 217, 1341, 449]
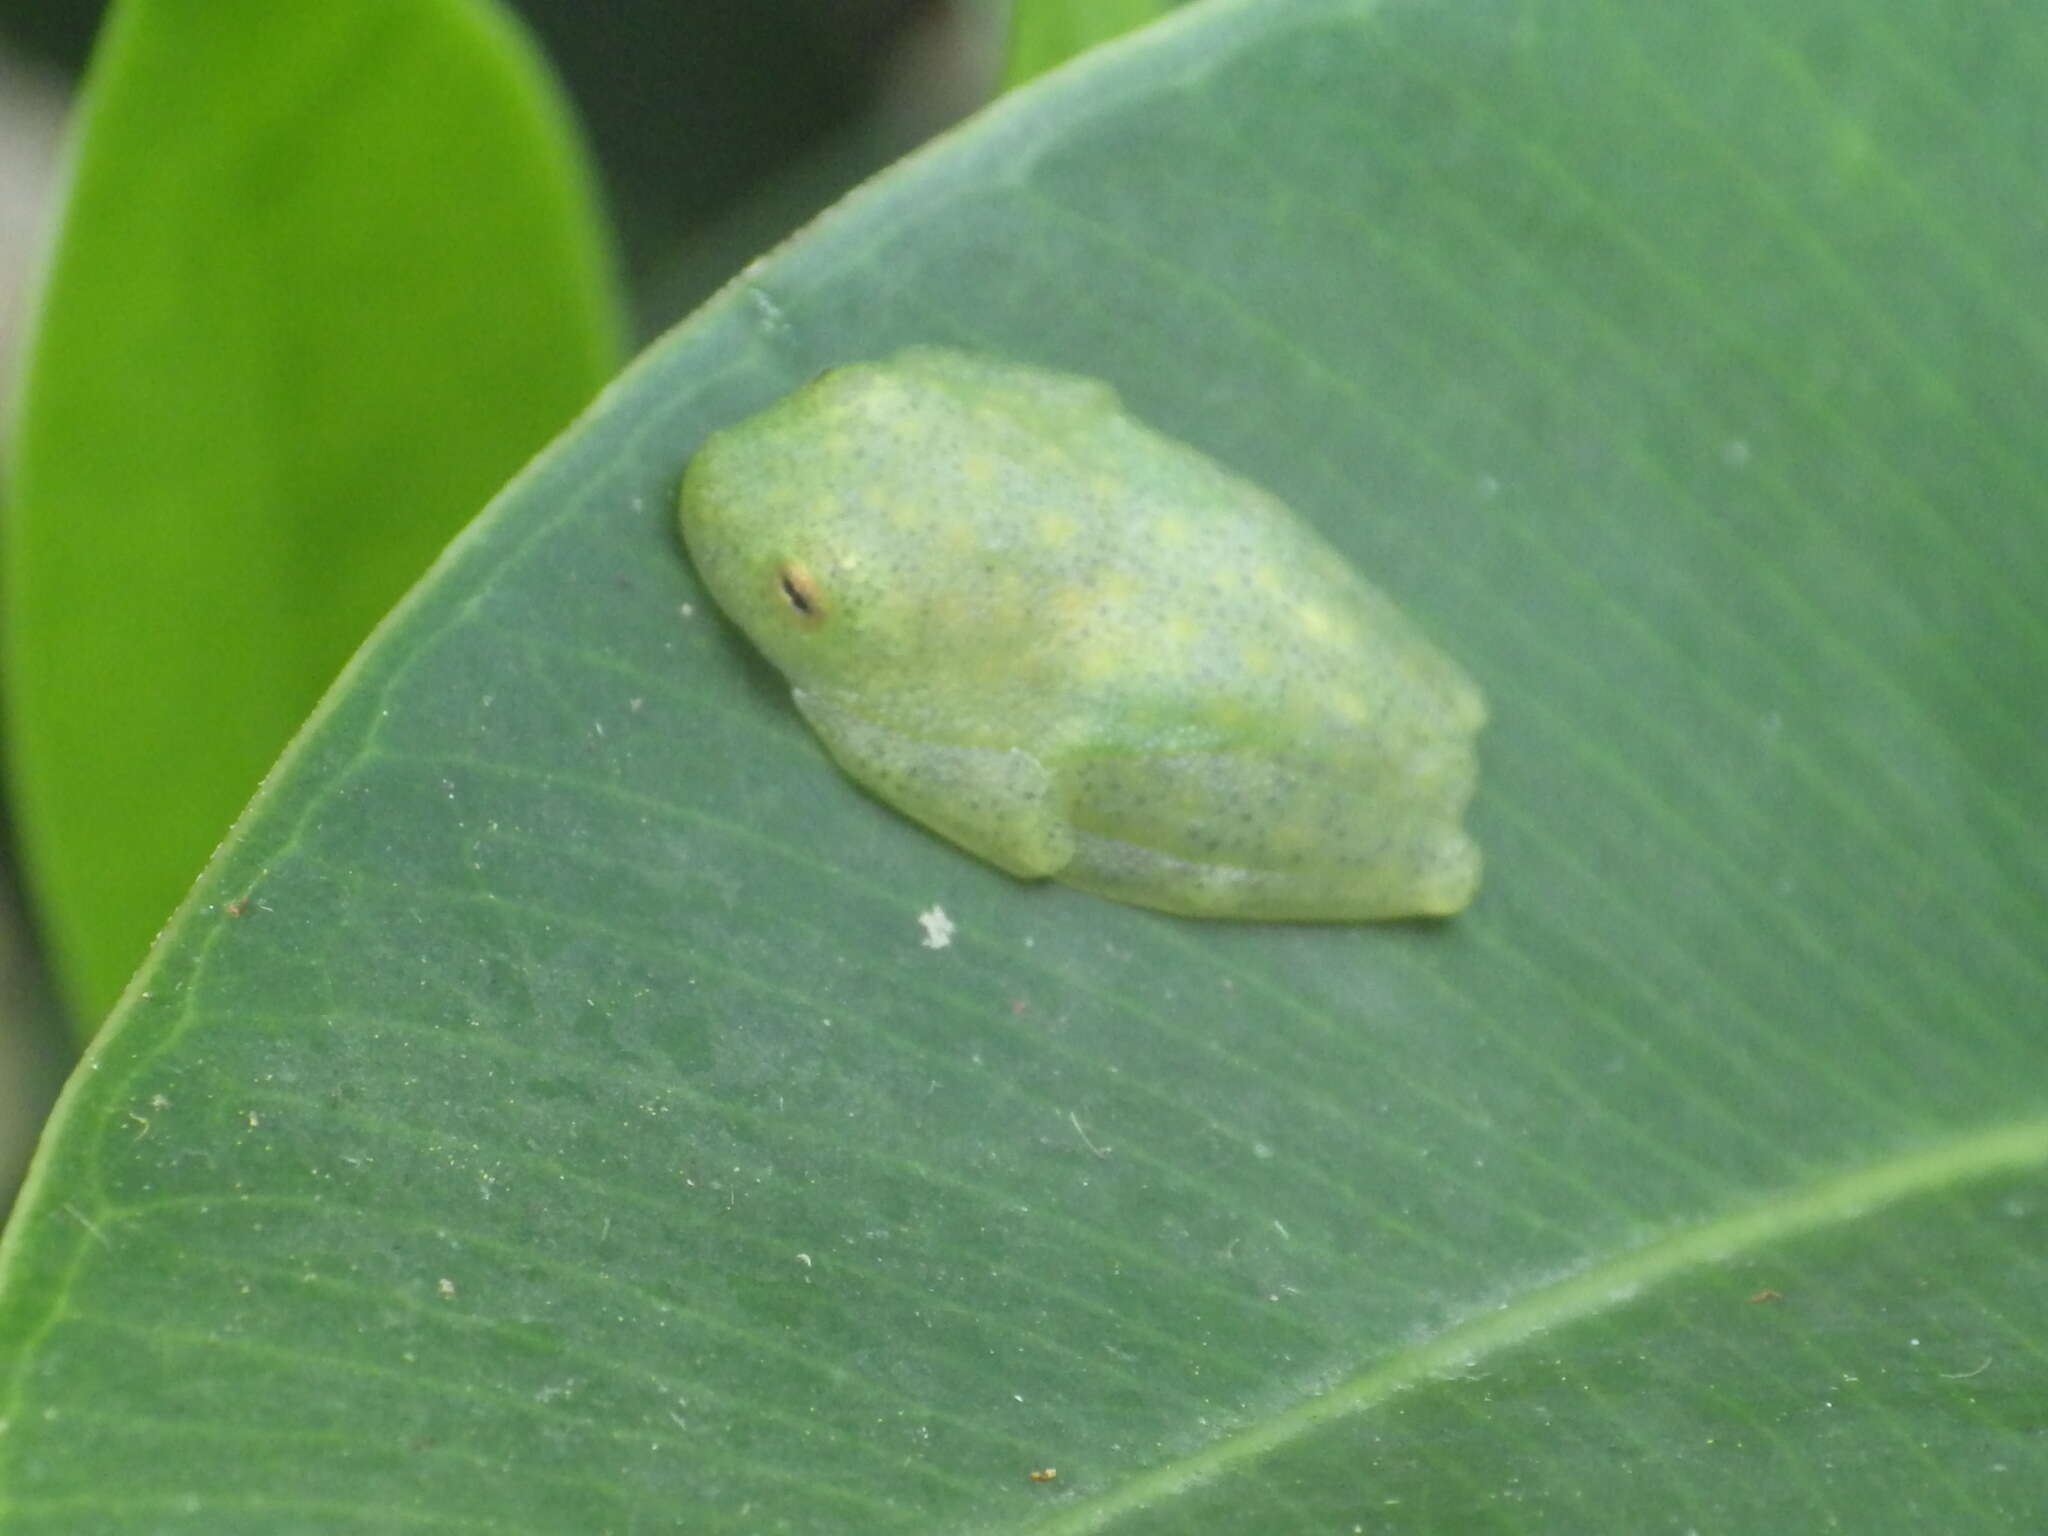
[1, 0, 2042, 1528]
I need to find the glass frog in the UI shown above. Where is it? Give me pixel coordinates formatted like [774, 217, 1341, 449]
[678, 347, 1484, 921]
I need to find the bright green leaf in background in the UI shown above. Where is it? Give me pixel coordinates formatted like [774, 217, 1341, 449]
[1002, 0, 1178, 88]
[3, 0, 2046, 1529]
[2, 0, 621, 1029]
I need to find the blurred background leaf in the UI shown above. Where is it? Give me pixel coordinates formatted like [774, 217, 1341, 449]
[3, 0, 623, 1030]
[0, 0, 979, 322]
[1, 0, 2045, 1528]
[1002, 0, 1177, 87]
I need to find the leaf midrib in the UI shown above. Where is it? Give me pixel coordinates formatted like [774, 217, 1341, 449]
[1018, 1117, 2048, 1533]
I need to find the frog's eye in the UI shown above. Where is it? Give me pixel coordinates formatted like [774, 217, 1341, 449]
[776, 562, 827, 626]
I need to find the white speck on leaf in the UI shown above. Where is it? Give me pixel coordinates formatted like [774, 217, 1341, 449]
[918, 905, 955, 949]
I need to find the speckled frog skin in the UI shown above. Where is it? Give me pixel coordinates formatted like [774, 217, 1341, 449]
[678, 347, 1484, 921]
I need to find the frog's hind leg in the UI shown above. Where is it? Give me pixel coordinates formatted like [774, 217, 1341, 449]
[1062, 825, 1477, 922]
[1060, 832, 1266, 918]
[1059, 751, 1480, 922]
[792, 689, 1075, 880]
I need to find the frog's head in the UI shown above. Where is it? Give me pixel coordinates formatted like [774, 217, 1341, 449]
[679, 361, 995, 694]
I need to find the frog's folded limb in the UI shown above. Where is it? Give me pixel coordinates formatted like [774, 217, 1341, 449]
[793, 689, 1075, 879]
[1059, 748, 1480, 921]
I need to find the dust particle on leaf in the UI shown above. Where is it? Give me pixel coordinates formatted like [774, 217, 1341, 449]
[917, 905, 955, 949]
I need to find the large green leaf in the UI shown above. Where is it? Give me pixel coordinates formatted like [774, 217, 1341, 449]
[3, 0, 2044, 1528]
[3, 0, 620, 1027]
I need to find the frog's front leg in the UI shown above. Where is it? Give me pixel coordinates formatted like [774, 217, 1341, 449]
[792, 689, 1075, 879]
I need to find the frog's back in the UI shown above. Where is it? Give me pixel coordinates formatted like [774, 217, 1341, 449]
[921, 356, 1482, 760]
[745, 349, 1484, 919]
[890, 353, 1485, 918]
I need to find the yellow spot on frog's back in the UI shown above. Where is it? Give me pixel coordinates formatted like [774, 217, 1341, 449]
[1051, 586, 1094, 625]
[941, 521, 979, 556]
[1093, 571, 1138, 609]
[1295, 601, 1336, 637]
[1332, 689, 1368, 724]
[1036, 512, 1079, 547]
[1204, 697, 1253, 732]
[1074, 645, 1119, 681]
[1241, 646, 1274, 677]
[1165, 616, 1199, 647]
[1294, 603, 1359, 649]
[961, 453, 998, 487]
[1251, 563, 1286, 596]
[1152, 515, 1192, 549]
